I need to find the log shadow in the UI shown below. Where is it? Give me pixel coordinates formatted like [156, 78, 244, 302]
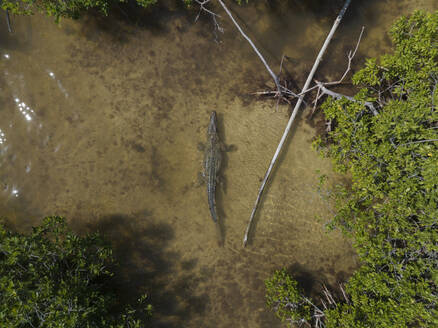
[265, 0, 351, 18]
[0, 12, 34, 52]
[110, 0, 191, 29]
[286, 262, 350, 305]
[214, 111, 237, 246]
[76, 2, 175, 45]
[83, 213, 208, 327]
[81, 0, 200, 39]
[286, 262, 322, 298]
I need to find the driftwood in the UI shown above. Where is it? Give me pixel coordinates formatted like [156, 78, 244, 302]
[217, 0, 289, 97]
[243, 0, 352, 247]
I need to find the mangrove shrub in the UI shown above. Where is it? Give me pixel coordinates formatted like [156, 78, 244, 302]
[0, 216, 151, 327]
[266, 10, 438, 328]
[1, 0, 158, 21]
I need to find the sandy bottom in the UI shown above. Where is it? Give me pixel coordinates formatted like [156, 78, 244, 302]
[0, 1, 436, 326]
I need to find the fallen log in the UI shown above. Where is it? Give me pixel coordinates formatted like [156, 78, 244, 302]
[243, 0, 352, 247]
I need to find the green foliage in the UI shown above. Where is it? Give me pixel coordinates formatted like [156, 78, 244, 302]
[265, 269, 311, 324]
[135, 0, 158, 8]
[317, 10, 438, 328]
[0, 216, 150, 327]
[270, 10, 438, 328]
[1, 0, 158, 21]
[2, 0, 109, 20]
[0, 0, 251, 21]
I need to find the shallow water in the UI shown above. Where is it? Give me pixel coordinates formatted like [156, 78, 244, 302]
[0, 1, 436, 327]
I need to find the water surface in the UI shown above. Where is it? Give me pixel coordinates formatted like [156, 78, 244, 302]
[0, 0, 436, 326]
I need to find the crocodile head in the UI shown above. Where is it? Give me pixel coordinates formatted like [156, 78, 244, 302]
[208, 111, 217, 135]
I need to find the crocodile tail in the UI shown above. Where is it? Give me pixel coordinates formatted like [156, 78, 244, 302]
[208, 192, 219, 223]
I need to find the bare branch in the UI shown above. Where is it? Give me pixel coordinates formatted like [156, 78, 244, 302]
[251, 54, 301, 102]
[279, 54, 286, 76]
[280, 86, 299, 99]
[322, 284, 337, 306]
[312, 85, 321, 115]
[326, 119, 333, 133]
[315, 81, 379, 116]
[216, 0, 283, 96]
[320, 298, 328, 310]
[296, 84, 320, 97]
[303, 297, 324, 315]
[325, 26, 365, 86]
[194, 0, 224, 41]
[398, 139, 438, 147]
[251, 90, 278, 96]
[339, 283, 350, 304]
[194, 0, 221, 20]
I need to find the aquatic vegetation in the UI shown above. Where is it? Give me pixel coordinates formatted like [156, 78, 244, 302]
[267, 10, 438, 328]
[0, 216, 151, 327]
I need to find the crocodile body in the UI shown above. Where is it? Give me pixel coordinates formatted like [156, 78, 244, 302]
[204, 111, 221, 223]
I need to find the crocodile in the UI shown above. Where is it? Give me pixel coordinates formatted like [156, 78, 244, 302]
[204, 111, 221, 223]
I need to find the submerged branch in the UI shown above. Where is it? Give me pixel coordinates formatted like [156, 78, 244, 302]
[243, 0, 352, 247]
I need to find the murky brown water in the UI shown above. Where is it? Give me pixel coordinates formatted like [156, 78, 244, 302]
[0, 0, 436, 327]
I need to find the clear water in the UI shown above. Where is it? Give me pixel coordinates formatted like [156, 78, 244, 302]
[0, 0, 436, 326]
